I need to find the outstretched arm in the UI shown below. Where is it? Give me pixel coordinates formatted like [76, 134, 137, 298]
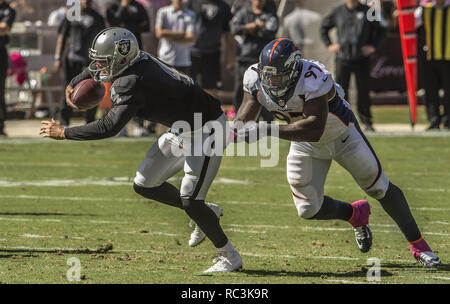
[235, 87, 333, 143]
[276, 93, 329, 142]
[233, 92, 262, 124]
[41, 77, 140, 141]
[40, 102, 139, 141]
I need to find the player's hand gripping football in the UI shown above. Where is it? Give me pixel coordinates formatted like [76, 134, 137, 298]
[65, 85, 84, 111]
[40, 118, 66, 140]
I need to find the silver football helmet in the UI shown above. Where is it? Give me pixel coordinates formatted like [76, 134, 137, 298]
[88, 27, 140, 82]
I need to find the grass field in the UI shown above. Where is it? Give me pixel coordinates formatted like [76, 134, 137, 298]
[0, 132, 449, 284]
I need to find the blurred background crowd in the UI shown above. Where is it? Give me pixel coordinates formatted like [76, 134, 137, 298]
[1, 0, 449, 137]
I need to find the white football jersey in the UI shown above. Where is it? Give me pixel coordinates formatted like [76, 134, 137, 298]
[243, 59, 353, 143]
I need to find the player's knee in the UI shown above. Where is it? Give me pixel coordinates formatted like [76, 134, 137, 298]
[296, 202, 321, 219]
[133, 171, 162, 188]
[290, 186, 322, 219]
[287, 172, 310, 190]
[364, 172, 390, 200]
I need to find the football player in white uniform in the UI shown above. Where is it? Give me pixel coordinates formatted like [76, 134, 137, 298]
[231, 38, 441, 266]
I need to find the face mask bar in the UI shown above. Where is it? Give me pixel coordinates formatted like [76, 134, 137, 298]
[260, 66, 292, 97]
[88, 48, 114, 82]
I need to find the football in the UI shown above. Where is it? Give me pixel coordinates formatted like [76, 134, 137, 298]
[70, 78, 105, 110]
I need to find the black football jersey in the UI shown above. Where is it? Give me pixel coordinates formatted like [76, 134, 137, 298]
[65, 52, 223, 140]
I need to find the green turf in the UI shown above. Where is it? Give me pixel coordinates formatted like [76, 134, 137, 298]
[370, 105, 428, 125]
[0, 136, 449, 284]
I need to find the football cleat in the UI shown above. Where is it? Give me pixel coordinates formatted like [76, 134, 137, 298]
[410, 238, 442, 267]
[204, 250, 242, 273]
[348, 200, 372, 253]
[353, 226, 372, 253]
[189, 202, 223, 247]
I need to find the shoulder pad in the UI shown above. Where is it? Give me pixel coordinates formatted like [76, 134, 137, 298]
[302, 61, 334, 101]
[243, 64, 259, 97]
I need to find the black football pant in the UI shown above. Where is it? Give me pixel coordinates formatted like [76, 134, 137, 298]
[335, 57, 373, 127]
[0, 47, 8, 134]
[60, 59, 97, 127]
[423, 60, 450, 128]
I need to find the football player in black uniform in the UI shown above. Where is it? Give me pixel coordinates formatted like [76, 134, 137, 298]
[40, 27, 242, 273]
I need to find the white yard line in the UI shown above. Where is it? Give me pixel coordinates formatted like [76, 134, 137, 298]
[325, 279, 368, 284]
[119, 231, 181, 237]
[223, 228, 266, 234]
[0, 217, 32, 222]
[7, 193, 448, 214]
[21, 234, 52, 238]
[20, 234, 87, 240]
[0, 177, 248, 187]
[431, 221, 449, 225]
[241, 252, 297, 259]
[0, 161, 120, 169]
[89, 220, 129, 224]
[428, 276, 450, 281]
[227, 224, 290, 229]
[0, 194, 139, 202]
[312, 256, 359, 261]
[0, 245, 417, 266]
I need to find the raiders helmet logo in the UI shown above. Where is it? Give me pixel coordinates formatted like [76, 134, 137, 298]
[117, 39, 131, 56]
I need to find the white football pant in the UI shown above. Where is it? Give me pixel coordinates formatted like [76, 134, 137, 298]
[287, 122, 390, 219]
[134, 114, 228, 201]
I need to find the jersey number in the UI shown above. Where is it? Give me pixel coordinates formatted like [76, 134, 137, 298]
[304, 65, 323, 80]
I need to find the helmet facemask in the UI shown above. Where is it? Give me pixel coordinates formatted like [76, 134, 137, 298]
[260, 66, 294, 98]
[259, 50, 302, 101]
[88, 48, 114, 82]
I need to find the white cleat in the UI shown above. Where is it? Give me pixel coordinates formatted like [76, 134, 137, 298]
[204, 251, 243, 273]
[189, 202, 223, 247]
[415, 251, 442, 267]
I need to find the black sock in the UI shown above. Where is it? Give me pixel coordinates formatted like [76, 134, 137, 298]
[311, 196, 353, 221]
[182, 198, 228, 248]
[378, 182, 421, 242]
[133, 182, 183, 209]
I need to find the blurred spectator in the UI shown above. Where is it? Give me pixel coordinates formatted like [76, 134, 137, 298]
[281, 0, 321, 51]
[0, 0, 15, 137]
[8, 0, 33, 22]
[321, 0, 386, 132]
[140, 0, 170, 55]
[416, 0, 450, 130]
[186, 0, 235, 97]
[231, 0, 276, 15]
[106, 0, 151, 48]
[155, 0, 195, 74]
[54, 0, 105, 127]
[47, 6, 66, 26]
[231, 0, 278, 122]
[380, 0, 398, 32]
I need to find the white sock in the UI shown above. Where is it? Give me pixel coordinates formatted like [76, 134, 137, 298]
[218, 241, 236, 254]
